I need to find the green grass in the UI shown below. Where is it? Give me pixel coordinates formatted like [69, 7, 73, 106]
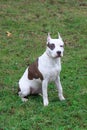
[0, 0, 87, 129]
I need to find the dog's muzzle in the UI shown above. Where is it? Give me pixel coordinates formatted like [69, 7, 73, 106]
[56, 51, 61, 57]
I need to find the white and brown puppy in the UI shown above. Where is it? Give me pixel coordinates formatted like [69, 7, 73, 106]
[18, 33, 65, 106]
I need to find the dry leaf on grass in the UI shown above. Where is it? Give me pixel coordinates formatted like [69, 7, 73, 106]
[6, 31, 12, 37]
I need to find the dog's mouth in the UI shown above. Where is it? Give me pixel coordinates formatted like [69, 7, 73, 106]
[55, 52, 62, 58]
[55, 55, 61, 58]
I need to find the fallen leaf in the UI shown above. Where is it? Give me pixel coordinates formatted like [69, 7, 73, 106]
[6, 31, 12, 37]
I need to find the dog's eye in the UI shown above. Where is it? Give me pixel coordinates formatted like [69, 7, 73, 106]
[60, 45, 63, 47]
[47, 43, 55, 50]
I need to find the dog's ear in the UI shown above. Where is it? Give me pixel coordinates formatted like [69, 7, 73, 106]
[47, 33, 51, 43]
[58, 32, 62, 41]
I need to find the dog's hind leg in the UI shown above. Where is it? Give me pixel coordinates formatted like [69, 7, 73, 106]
[18, 91, 28, 102]
[18, 86, 30, 102]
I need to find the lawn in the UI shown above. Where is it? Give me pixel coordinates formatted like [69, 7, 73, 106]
[0, 0, 87, 130]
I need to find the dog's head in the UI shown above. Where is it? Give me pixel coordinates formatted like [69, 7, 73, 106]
[46, 33, 64, 58]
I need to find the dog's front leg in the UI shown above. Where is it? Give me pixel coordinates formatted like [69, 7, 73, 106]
[42, 80, 49, 106]
[55, 76, 65, 101]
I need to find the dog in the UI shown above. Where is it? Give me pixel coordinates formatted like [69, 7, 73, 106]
[18, 33, 65, 106]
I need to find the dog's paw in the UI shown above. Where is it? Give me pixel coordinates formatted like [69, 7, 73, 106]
[59, 95, 65, 101]
[22, 98, 28, 102]
[43, 100, 49, 106]
[60, 97, 65, 101]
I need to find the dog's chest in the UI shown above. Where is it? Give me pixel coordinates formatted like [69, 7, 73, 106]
[39, 55, 61, 82]
[46, 64, 60, 81]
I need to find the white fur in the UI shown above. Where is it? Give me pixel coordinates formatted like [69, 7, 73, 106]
[18, 33, 65, 106]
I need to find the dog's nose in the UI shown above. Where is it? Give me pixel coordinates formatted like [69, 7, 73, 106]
[57, 51, 61, 55]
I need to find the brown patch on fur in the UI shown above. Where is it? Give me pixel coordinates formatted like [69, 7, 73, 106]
[47, 43, 55, 50]
[28, 58, 43, 80]
[17, 87, 21, 95]
[18, 87, 21, 93]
